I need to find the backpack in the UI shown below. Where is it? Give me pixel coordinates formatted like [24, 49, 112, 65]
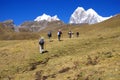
[48, 32, 52, 37]
[76, 32, 79, 35]
[60, 31, 62, 34]
[68, 31, 72, 35]
[39, 39, 44, 45]
[57, 31, 62, 35]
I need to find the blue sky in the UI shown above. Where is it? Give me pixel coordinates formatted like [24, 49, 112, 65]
[0, 0, 120, 25]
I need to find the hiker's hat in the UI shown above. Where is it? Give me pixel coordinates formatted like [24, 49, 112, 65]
[41, 37, 44, 39]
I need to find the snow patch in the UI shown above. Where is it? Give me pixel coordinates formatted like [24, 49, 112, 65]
[34, 13, 60, 22]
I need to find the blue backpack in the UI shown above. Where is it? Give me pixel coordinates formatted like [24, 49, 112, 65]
[48, 32, 52, 37]
[39, 39, 44, 45]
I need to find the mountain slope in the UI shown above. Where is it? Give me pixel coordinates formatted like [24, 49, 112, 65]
[0, 20, 15, 33]
[69, 7, 111, 24]
[0, 14, 120, 80]
[19, 20, 64, 32]
[0, 20, 40, 40]
[18, 14, 64, 32]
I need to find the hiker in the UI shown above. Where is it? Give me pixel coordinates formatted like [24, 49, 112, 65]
[57, 29, 62, 41]
[68, 31, 72, 38]
[76, 32, 79, 37]
[47, 31, 52, 41]
[39, 37, 45, 53]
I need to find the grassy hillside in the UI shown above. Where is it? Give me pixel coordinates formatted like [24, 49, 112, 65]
[0, 15, 120, 80]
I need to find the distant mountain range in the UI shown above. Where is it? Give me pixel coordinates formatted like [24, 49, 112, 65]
[0, 14, 120, 40]
[0, 7, 114, 32]
[34, 7, 112, 24]
[1, 7, 113, 26]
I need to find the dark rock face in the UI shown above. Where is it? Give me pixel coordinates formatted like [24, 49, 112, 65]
[0, 20, 15, 32]
[3, 20, 14, 26]
[19, 20, 64, 32]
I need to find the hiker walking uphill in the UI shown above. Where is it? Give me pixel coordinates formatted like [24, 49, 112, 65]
[57, 29, 62, 41]
[39, 37, 45, 53]
[72, 31, 74, 38]
[76, 32, 79, 37]
[68, 31, 72, 38]
[47, 31, 52, 41]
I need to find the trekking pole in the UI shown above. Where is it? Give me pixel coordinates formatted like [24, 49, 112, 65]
[38, 38, 41, 53]
[38, 40, 40, 53]
[44, 41, 46, 51]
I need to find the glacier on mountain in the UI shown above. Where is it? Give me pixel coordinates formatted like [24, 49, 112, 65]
[34, 13, 60, 22]
[69, 7, 111, 24]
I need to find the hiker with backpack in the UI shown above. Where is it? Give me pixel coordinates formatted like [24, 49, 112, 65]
[76, 32, 79, 37]
[47, 31, 52, 41]
[68, 31, 72, 38]
[57, 29, 62, 41]
[39, 37, 45, 53]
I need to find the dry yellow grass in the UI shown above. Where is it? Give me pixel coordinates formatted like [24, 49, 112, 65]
[0, 15, 120, 80]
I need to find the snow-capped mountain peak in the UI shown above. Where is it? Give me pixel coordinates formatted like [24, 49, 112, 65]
[75, 7, 85, 12]
[34, 13, 60, 22]
[69, 7, 112, 24]
[86, 8, 98, 15]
